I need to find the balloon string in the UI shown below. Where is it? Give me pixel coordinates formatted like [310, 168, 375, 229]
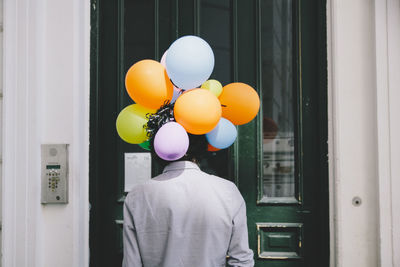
[170, 79, 179, 89]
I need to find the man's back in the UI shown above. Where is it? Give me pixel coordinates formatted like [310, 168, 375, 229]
[123, 161, 254, 267]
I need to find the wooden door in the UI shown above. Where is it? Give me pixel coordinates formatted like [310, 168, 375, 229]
[89, 0, 329, 266]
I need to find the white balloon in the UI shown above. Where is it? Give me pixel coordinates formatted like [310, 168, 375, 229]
[166, 35, 214, 90]
[160, 50, 167, 67]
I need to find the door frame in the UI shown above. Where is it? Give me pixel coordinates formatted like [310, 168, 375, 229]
[327, 0, 400, 266]
[89, 0, 400, 266]
[89, 0, 330, 266]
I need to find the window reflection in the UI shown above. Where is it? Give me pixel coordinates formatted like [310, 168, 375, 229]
[261, 0, 296, 200]
[263, 130, 295, 198]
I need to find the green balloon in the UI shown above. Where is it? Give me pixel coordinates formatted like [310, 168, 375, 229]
[138, 140, 151, 151]
[116, 104, 155, 144]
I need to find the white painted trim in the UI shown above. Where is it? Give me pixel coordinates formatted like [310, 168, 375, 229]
[1, 0, 17, 265]
[71, 0, 90, 266]
[373, 0, 395, 266]
[326, 0, 339, 265]
[386, 0, 400, 265]
[328, 0, 400, 266]
[373, 0, 400, 266]
[71, 0, 90, 265]
[2, 0, 90, 266]
[2, 0, 43, 266]
[327, 0, 380, 266]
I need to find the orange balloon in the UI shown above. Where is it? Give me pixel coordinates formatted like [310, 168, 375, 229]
[207, 144, 221, 152]
[174, 89, 221, 134]
[218, 82, 260, 125]
[125, 59, 173, 109]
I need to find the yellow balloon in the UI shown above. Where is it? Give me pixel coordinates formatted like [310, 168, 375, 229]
[116, 104, 156, 144]
[201, 79, 223, 97]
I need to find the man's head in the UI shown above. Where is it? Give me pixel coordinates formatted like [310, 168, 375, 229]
[145, 101, 208, 166]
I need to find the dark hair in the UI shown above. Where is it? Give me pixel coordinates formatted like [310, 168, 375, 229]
[145, 101, 208, 167]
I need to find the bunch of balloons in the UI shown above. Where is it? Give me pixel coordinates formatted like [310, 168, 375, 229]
[116, 35, 260, 161]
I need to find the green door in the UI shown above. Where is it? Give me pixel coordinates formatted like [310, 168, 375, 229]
[90, 0, 329, 266]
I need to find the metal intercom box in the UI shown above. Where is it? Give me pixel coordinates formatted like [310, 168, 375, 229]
[41, 144, 69, 204]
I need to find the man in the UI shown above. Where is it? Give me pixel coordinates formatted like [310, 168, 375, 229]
[123, 105, 254, 267]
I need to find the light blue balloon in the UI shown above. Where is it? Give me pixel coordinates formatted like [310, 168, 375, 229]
[166, 35, 214, 90]
[206, 118, 237, 149]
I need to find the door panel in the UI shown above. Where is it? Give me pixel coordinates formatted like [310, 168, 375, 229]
[90, 0, 328, 266]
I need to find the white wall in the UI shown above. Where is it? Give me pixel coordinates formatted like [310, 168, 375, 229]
[2, 0, 90, 266]
[328, 0, 400, 266]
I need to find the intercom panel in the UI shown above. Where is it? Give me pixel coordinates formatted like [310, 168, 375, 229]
[41, 144, 69, 204]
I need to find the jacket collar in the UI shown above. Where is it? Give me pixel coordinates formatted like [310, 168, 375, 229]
[162, 161, 200, 173]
